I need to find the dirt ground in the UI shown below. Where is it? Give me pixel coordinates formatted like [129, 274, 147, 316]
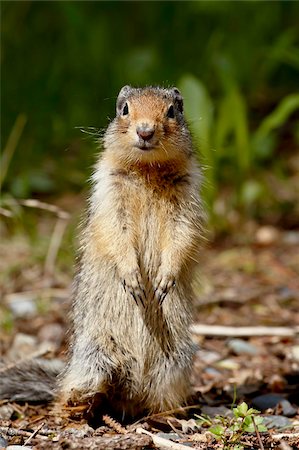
[0, 211, 299, 449]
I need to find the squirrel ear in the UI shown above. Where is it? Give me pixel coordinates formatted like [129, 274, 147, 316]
[172, 87, 181, 96]
[118, 85, 132, 98]
[172, 87, 183, 113]
[116, 85, 132, 115]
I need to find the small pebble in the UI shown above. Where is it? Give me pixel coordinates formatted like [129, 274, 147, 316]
[7, 446, 32, 450]
[255, 226, 279, 245]
[0, 404, 14, 420]
[7, 295, 36, 318]
[280, 399, 297, 417]
[252, 393, 285, 410]
[0, 435, 8, 447]
[60, 424, 94, 438]
[201, 405, 232, 418]
[38, 323, 64, 347]
[216, 359, 240, 370]
[262, 415, 292, 430]
[228, 338, 259, 355]
[282, 231, 299, 245]
[157, 432, 180, 441]
[8, 333, 38, 359]
[203, 367, 222, 377]
[252, 394, 297, 417]
[278, 286, 296, 301]
[196, 349, 221, 364]
[291, 345, 299, 361]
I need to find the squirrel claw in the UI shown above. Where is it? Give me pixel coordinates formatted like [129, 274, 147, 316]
[154, 273, 176, 305]
[122, 270, 146, 307]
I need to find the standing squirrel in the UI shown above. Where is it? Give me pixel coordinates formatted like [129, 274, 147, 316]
[0, 86, 204, 418]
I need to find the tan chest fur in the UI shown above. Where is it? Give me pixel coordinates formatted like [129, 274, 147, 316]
[89, 160, 191, 275]
[61, 86, 204, 416]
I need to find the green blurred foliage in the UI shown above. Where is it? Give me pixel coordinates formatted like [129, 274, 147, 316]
[1, 1, 299, 227]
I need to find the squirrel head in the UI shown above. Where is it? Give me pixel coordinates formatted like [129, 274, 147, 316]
[104, 86, 192, 167]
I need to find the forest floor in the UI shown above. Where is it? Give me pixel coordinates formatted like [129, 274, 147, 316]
[0, 201, 299, 449]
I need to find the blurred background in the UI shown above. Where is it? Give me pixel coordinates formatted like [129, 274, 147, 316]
[2, 1, 299, 221]
[1, 1, 299, 316]
[1, 4, 299, 436]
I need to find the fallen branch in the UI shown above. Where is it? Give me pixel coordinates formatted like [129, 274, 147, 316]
[272, 432, 299, 440]
[3, 198, 70, 285]
[5, 287, 70, 302]
[131, 404, 201, 428]
[252, 416, 265, 450]
[136, 427, 191, 449]
[0, 426, 48, 441]
[44, 216, 69, 278]
[16, 199, 70, 220]
[191, 324, 299, 337]
[24, 422, 45, 446]
[0, 207, 13, 218]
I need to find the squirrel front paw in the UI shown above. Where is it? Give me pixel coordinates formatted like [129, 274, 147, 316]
[153, 270, 176, 305]
[122, 269, 147, 307]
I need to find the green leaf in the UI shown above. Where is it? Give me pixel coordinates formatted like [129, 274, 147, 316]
[257, 93, 299, 136]
[240, 179, 264, 206]
[215, 87, 250, 174]
[253, 93, 299, 159]
[194, 414, 212, 426]
[257, 424, 268, 432]
[235, 402, 248, 417]
[247, 408, 260, 415]
[179, 74, 215, 206]
[253, 416, 265, 425]
[209, 424, 225, 436]
[230, 89, 251, 173]
[243, 416, 255, 432]
[231, 422, 242, 432]
[251, 133, 276, 160]
[179, 74, 214, 158]
[254, 416, 267, 432]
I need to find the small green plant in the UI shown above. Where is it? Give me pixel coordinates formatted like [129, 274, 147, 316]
[195, 402, 267, 450]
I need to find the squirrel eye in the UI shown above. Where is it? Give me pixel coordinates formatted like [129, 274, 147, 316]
[122, 102, 129, 115]
[167, 105, 175, 119]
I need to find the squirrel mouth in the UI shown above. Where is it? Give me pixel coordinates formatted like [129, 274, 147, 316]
[135, 142, 156, 151]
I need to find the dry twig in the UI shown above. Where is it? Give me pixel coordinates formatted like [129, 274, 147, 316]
[3, 198, 70, 284]
[5, 287, 69, 302]
[0, 207, 13, 217]
[191, 324, 299, 337]
[0, 114, 27, 187]
[131, 404, 200, 428]
[272, 432, 299, 440]
[44, 216, 69, 278]
[0, 426, 48, 441]
[16, 199, 70, 219]
[252, 416, 265, 450]
[136, 427, 191, 449]
[24, 422, 45, 446]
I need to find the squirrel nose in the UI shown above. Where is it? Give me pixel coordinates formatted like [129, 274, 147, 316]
[136, 125, 155, 141]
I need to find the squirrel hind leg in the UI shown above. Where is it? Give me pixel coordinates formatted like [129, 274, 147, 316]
[59, 338, 116, 406]
[143, 364, 192, 414]
[59, 367, 109, 406]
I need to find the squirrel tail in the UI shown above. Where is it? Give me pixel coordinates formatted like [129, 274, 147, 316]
[0, 358, 65, 402]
